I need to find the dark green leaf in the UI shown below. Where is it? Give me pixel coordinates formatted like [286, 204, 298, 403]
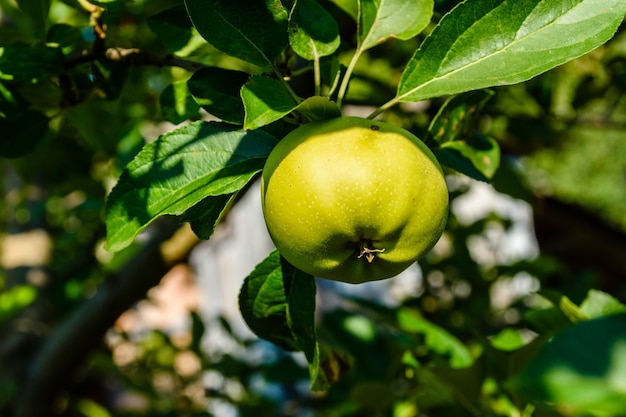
[185, 0, 289, 67]
[435, 134, 501, 182]
[148, 4, 194, 52]
[241, 75, 298, 129]
[182, 193, 237, 240]
[16, 0, 50, 40]
[512, 313, 626, 414]
[538, 289, 589, 323]
[46, 24, 82, 47]
[426, 90, 494, 145]
[238, 250, 300, 351]
[105, 121, 278, 252]
[0, 45, 65, 83]
[311, 344, 354, 391]
[187, 67, 249, 124]
[160, 81, 200, 124]
[289, 0, 340, 60]
[0, 109, 49, 158]
[359, 0, 432, 50]
[398, 0, 626, 102]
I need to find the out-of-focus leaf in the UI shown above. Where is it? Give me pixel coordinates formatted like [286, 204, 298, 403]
[580, 290, 626, 319]
[435, 134, 500, 182]
[16, 0, 50, 40]
[160, 81, 200, 124]
[512, 313, 626, 414]
[185, 0, 288, 67]
[311, 344, 353, 391]
[0, 109, 49, 158]
[46, 24, 82, 47]
[241, 75, 298, 129]
[0, 45, 65, 82]
[181, 193, 237, 240]
[187, 67, 249, 124]
[398, 0, 626, 102]
[538, 290, 589, 323]
[148, 4, 194, 52]
[398, 309, 473, 368]
[0, 285, 38, 322]
[296, 96, 341, 121]
[426, 90, 494, 145]
[359, 0, 432, 51]
[289, 0, 340, 60]
[105, 121, 278, 252]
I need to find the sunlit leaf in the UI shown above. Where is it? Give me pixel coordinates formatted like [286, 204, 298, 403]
[0, 285, 38, 322]
[185, 0, 288, 67]
[105, 121, 278, 252]
[398, 0, 626, 102]
[289, 0, 340, 60]
[359, 0, 433, 50]
[241, 75, 297, 130]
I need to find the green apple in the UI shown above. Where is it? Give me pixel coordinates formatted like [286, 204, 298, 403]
[261, 116, 448, 283]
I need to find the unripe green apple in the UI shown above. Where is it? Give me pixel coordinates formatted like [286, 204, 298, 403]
[261, 116, 448, 284]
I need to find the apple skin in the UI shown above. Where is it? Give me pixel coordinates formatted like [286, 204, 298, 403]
[261, 116, 449, 284]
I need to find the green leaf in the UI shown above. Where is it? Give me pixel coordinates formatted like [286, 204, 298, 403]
[330, 0, 357, 20]
[0, 45, 65, 82]
[187, 67, 249, 124]
[0, 109, 49, 158]
[538, 290, 589, 323]
[513, 313, 626, 414]
[0, 285, 38, 322]
[426, 90, 494, 145]
[184, 0, 289, 67]
[311, 344, 354, 391]
[16, 0, 50, 40]
[580, 290, 626, 319]
[296, 96, 342, 122]
[148, 4, 194, 53]
[398, 309, 473, 368]
[289, 0, 340, 60]
[398, 0, 626, 103]
[359, 0, 433, 50]
[239, 250, 306, 351]
[241, 75, 298, 130]
[181, 193, 237, 240]
[105, 121, 278, 252]
[46, 24, 82, 47]
[160, 81, 200, 124]
[240, 251, 326, 389]
[435, 134, 501, 182]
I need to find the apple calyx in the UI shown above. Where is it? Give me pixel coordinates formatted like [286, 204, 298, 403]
[357, 241, 385, 263]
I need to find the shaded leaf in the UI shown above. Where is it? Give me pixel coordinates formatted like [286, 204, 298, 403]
[512, 313, 626, 414]
[295, 96, 341, 122]
[148, 4, 194, 52]
[289, 0, 340, 60]
[46, 24, 82, 47]
[310, 344, 354, 391]
[16, 0, 50, 40]
[105, 121, 278, 252]
[0, 109, 49, 158]
[398, 0, 626, 102]
[185, 0, 289, 67]
[426, 89, 494, 145]
[435, 134, 500, 182]
[538, 289, 589, 323]
[182, 193, 237, 240]
[359, 0, 433, 50]
[0, 45, 65, 82]
[188, 67, 249, 124]
[160, 81, 200, 124]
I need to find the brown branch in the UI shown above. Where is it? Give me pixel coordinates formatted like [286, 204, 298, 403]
[14, 218, 199, 417]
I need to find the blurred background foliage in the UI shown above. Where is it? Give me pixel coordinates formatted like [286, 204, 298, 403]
[1, 0, 625, 416]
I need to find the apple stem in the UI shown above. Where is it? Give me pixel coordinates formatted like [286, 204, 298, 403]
[357, 242, 385, 263]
